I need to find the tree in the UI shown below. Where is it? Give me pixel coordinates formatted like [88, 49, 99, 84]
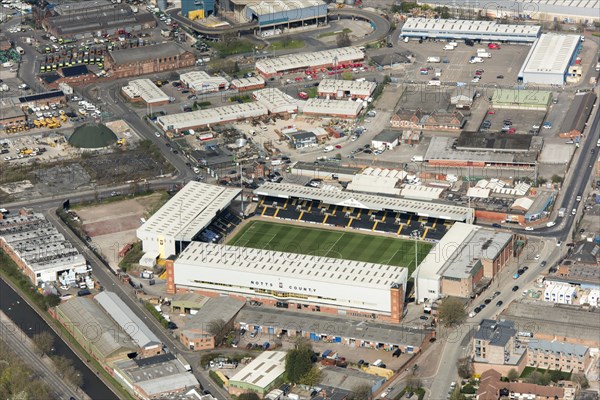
[51, 355, 73, 377]
[456, 357, 473, 379]
[526, 371, 550, 385]
[337, 31, 352, 48]
[507, 368, 519, 382]
[350, 384, 372, 400]
[438, 297, 467, 327]
[450, 386, 466, 400]
[239, 394, 261, 400]
[285, 346, 313, 384]
[64, 365, 84, 388]
[572, 373, 590, 389]
[32, 331, 54, 357]
[300, 365, 322, 386]
[207, 319, 228, 346]
[551, 174, 564, 184]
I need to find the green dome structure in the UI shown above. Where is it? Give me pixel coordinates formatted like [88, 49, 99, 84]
[68, 123, 118, 149]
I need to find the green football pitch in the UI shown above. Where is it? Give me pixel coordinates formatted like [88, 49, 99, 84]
[227, 221, 433, 274]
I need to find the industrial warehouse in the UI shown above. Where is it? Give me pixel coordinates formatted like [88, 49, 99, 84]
[156, 102, 268, 132]
[255, 46, 365, 77]
[302, 98, 364, 119]
[0, 211, 88, 284]
[229, 76, 266, 91]
[317, 79, 377, 100]
[518, 33, 582, 85]
[400, 18, 541, 42]
[122, 79, 170, 106]
[225, 0, 328, 31]
[412, 223, 515, 304]
[168, 242, 409, 323]
[180, 71, 229, 93]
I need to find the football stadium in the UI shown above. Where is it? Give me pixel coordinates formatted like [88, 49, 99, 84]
[139, 181, 473, 323]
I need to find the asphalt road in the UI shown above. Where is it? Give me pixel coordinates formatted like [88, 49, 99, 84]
[44, 211, 229, 399]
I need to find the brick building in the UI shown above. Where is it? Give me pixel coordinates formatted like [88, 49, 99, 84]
[0, 107, 27, 127]
[527, 340, 591, 373]
[105, 43, 195, 79]
[390, 109, 466, 131]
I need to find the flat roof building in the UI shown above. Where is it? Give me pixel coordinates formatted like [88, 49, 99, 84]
[136, 182, 241, 259]
[43, 3, 156, 38]
[0, 212, 87, 284]
[230, 76, 266, 91]
[413, 222, 514, 303]
[228, 352, 286, 398]
[241, 0, 327, 30]
[401, 18, 541, 43]
[255, 47, 364, 77]
[180, 71, 229, 94]
[113, 354, 200, 400]
[302, 98, 363, 119]
[122, 79, 170, 106]
[253, 88, 298, 114]
[106, 43, 195, 79]
[171, 241, 409, 323]
[318, 79, 377, 99]
[518, 34, 582, 85]
[490, 89, 553, 110]
[417, 0, 600, 24]
[156, 102, 268, 132]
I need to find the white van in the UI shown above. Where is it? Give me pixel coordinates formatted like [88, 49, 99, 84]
[323, 145, 334, 153]
[427, 80, 441, 86]
[404, 36, 409, 43]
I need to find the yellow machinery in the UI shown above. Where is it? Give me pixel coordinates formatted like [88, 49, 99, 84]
[60, 115, 68, 122]
[47, 122, 60, 129]
[45, 117, 53, 125]
[116, 138, 126, 146]
[38, 119, 47, 126]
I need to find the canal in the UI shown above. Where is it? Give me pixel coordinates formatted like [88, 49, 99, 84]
[0, 278, 119, 400]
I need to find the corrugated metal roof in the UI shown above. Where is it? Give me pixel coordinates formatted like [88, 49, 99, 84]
[95, 291, 161, 349]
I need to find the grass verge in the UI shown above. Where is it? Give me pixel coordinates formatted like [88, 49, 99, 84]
[269, 39, 305, 51]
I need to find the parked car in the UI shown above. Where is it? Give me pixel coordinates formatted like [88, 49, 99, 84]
[512, 285, 519, 292]
[496, 300, 503, 307]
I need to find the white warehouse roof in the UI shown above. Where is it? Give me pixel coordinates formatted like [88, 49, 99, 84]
[401, 18, 541, 42]
[230, 76, 265, 88]
[318, 79, 377, 97]
[256, 46, 364, 75]
[94, 291, 161, 349]
[401, 185, 444, 201]
[253, 88, 298, 114]
[137, 182, 241, 242]
[157, 103, 268, 131]
[176, 242, 408, 291]
[254, 182, 474, 221]
[520, 33, 581, 76]
[303, 98, 363, 117]
[180, 71, 228, 93]
[230, 351, 286, 390]
[347, 174, 401, 196]
[122, 79, 169, 104]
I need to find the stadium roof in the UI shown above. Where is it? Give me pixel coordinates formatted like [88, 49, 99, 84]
[413, 222, 513, 280]
[520, 34, 581, 75]
[254, 182, 473, 221]
[318, 79, 377, 97]
[401, 18, 540, 41]
[256, 47, 364, 75]
[229, 351, 286, 389]
[56, 297, 138, 359]
[138, 182, 241, 241]
[122, 79, 169, 104]
[303, 98, 363, 117]
[253, 88, 298, 114]
[180, 71, 229, 93]
[177, 242, 409, 290]
[95, 291, 161, 349]
[156, 103, 268, 131]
